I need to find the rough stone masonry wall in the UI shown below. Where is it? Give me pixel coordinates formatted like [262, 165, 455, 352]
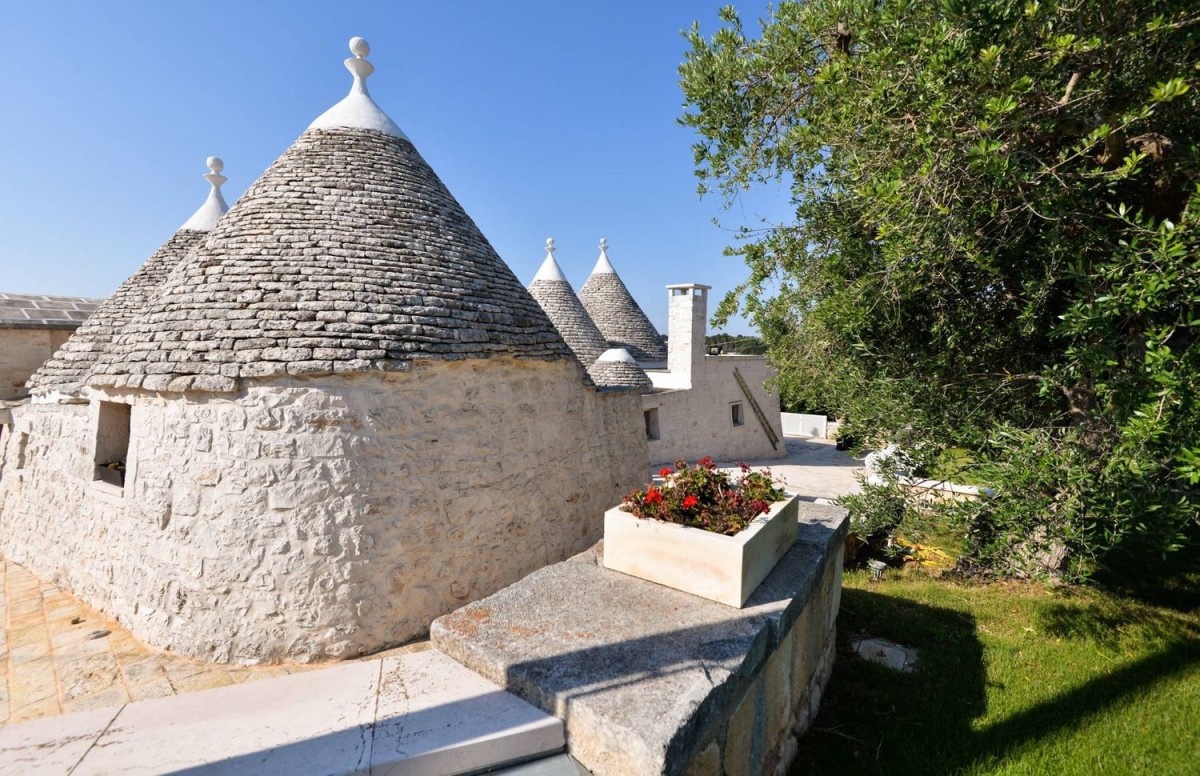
[0, 328, 73, 400]
[646, 355, 785, 465]
[0, 357, 646, 663]
[687, 543, 844, 776]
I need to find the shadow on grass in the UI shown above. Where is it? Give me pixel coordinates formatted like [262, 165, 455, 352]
[791, 587, 1200, 775]
[1089, 540, 1200, 613]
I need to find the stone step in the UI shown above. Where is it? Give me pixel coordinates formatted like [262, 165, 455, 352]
[0, 649, 563, 775]
[492, 753, 592, 775]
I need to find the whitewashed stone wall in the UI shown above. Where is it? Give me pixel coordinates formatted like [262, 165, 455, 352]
[0, 328, 72, 400]
[0, 357, 645, 664]
[644, 355, 785, 465]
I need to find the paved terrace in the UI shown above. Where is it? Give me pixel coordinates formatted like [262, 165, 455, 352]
[650, 435, 864, 502]
[0, 560, 426, 726]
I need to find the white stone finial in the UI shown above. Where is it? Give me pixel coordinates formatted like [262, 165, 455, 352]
[532, 237, 567, 283]
[344, 36, 375, 87]
[308, 36, 407, 139]
[180, 155, 230, 231]
[592, 237, 616, 274]
[203, 157, 227, 188]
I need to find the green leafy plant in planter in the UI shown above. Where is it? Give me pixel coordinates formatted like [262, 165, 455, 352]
[622, 456, 784, 536]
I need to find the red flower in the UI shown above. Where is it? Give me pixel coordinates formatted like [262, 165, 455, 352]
[659, 468, 673, 477]
[682, 495, 700, 509]
[698, 455, 715, 469]
[645, 488, 663, 505]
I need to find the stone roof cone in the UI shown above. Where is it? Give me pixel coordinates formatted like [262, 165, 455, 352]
[27, 157, 231, 397]
[527, 238, 609, 367]
[587, 348, 652, 391]
[88, 38, 571, 393]
[578, 238, 666, 363]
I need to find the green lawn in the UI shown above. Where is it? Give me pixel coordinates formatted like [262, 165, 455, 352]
[792, 567, 1200, 774]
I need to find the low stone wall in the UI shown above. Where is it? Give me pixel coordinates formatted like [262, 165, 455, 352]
[0, 357, 647, 663]
[432, 503, 848, 775]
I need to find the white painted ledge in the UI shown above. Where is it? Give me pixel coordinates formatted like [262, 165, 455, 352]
[0, 649, 564, 776]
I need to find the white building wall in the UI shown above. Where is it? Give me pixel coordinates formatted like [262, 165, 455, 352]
[643, 354, 784, 465]
[0, 328, 72, 400]
[0, 357, 645, 664]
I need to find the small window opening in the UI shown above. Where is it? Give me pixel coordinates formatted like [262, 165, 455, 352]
[694, 288, 705, 297]
[644, 408, 660, 441]
[94, 402, 131, 488]
[731, 402, 745, 427]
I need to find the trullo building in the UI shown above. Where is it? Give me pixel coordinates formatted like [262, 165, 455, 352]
[0, 38, 645, 664]
[578, 239, 667, 364]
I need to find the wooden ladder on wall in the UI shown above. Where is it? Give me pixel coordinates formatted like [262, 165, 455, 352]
[733, 367, 780, 451]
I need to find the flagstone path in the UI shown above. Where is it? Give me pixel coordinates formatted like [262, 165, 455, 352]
[0, 560, 427, 726]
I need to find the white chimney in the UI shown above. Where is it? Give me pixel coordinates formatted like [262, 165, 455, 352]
[666, 284, 711, 386]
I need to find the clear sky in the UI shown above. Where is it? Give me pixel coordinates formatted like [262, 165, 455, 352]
[0, 1, 788, 335]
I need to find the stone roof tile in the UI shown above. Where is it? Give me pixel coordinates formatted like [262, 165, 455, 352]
[528, 240, 608, 368]
[27, 159, 233, 396]
[578, 240, 666, 363]
[88, 127, 572, 391]
[587, 348, 652, 391]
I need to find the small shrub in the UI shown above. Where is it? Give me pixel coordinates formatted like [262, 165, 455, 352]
[622, 456, 785, 536]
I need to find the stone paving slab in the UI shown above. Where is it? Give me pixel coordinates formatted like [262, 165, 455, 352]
[431, 503, 849, 775]
[0, 648, 564, 775]
[0, 558, 430, 727]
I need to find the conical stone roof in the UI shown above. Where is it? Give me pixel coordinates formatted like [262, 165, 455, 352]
[88, 40, 571, 394]
[28, 158, 231, 397]
[587, 348, 652, 391]
[578, 239, 666, 363]
[527, 238, 608, 368]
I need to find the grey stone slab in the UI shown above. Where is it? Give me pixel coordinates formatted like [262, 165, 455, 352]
[371, 649, 564, 775]
[492, 753, 592, 775]
[1, 650, 567, 776]
[73, 660, 380, 775]
[0, 704, 121, 775]
[852, 638, 918, 673]
[431, 505, 848, 776]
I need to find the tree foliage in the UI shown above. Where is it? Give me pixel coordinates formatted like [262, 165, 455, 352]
[680, 0, 1200, 577]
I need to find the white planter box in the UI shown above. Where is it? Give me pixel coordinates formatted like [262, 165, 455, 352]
[602, 494, 800, 607]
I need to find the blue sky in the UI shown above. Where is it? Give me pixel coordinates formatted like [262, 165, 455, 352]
[0, 1, 788, 335]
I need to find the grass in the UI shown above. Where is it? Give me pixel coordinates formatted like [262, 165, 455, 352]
[791, 566, 1200, 774]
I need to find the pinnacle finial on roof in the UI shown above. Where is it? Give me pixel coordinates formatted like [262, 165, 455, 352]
[308, 36, 407, 139]
[204, 156, 227, 187]
[180, 156, 230, 231]
[345, 37, 375, 90]
[592, 237, 616, 274]
[532, 236, 568, 283]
